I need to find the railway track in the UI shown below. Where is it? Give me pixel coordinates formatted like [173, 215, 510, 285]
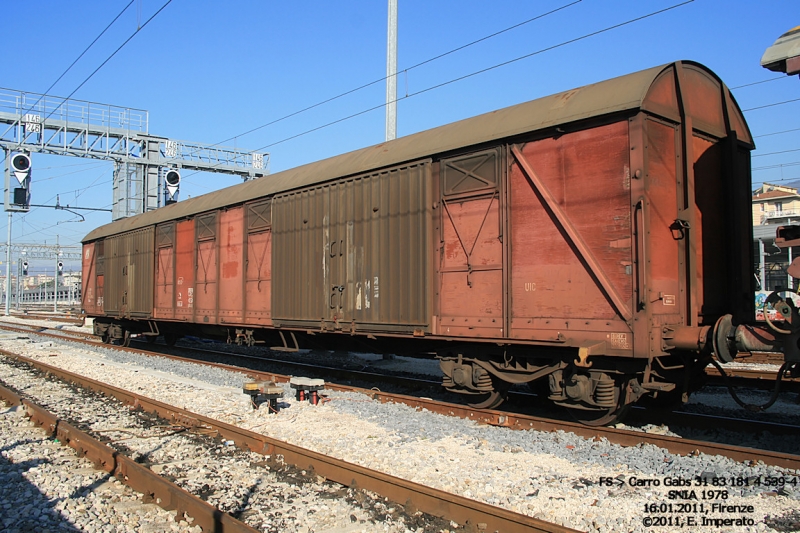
[0, 380, 259, 533]
[2, 323, 799, 532]
[1, 320, 798, 469]
[0, 346, 575, 533]
[6, 311, 85, 325]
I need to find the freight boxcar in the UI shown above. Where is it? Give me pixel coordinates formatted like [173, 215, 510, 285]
[82, 61, 795, 425]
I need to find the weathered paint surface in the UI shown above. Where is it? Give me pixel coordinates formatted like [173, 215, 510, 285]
[219, 207, 244, 324]
[272, 162, 431, 331]
[81, 242, 100, 314]
[174, 219, 196, 321]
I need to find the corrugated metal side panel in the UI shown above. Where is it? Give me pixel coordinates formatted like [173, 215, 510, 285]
[131, 228, 155, 316]
[273, 161, 431, 329]
[174, 219, 196, 320]
[219, 207, 245, 323]
[104, 227, 155, 317]
[105, 236, 123, 314]
[154, 223, 175, 319]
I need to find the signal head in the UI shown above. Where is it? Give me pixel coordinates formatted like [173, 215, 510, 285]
[11, 152, 31, 183]
[165, 169, 181, 187]
[164, 168, 181, 205]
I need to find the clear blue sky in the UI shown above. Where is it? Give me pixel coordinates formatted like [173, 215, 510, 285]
[2, 0, 797, 265]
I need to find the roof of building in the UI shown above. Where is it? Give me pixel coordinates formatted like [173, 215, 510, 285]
[753, 189, 800, 201]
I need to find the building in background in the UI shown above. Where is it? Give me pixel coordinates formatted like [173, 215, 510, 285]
[752, 183, 800, 226]
[752, 183, 800, 294]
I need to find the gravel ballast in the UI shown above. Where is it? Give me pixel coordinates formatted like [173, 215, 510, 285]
[0, 321, 799, 532]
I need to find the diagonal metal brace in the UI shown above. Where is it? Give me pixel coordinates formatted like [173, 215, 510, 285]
[511, 145, 632, 322]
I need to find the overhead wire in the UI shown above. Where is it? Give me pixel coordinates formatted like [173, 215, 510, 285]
[730, 76, 788, 90]
[179, 0, 693, 184]
[35, 163, 108, 183]
[743, 97, 800, 112]
[752, 148, 800, 158]
[39, 0, 174, 125]
[251, 0, 695, 153]
[753, 161, 800, 172]
[18, 1, 135, 119]
[7, 0, 174, 238]
[11, 0, 172, 239]
[179, 0, 584, 183]
[199, 0, 584, 151]
[754, 127, 800, 139]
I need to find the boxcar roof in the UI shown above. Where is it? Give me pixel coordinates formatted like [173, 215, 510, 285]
[83, 60, 751, 242]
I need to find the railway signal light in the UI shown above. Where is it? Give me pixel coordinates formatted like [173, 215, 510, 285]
[22, 261, 28, 276]
[11, 153, 30, 182]
[164, 168, 180, 205]
[9, 152, 32, 210]
[57, 261, 63, 275]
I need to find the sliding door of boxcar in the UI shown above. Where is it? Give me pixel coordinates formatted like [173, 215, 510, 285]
[174, 219, 195, 321]
[194, 212, 218, 324]
[81, 242, 101, 315]
[437, 148, 504, 338]
[641, 117, 683, 329]
[218, 207, 245, 324]
[508, 122, 633, 344]
[245, 200, 273, 325]
[104, 228, 155, 318]
[273, 161, 431, 332]
[154, 223, 175, 319]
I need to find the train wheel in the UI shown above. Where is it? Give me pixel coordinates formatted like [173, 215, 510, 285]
[467, 390, 506, 409]
[120, 330, 131, 348]
[101, 333, 111, 344]
[145, 335, 157, 344]
[565, 377, 633, 426]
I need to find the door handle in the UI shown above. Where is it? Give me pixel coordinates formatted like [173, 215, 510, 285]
[330, 285, 344, 309]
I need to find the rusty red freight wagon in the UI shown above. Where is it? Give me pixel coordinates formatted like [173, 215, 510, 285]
[82, 61, 797, 425]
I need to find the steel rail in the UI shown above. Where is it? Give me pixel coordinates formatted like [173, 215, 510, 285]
[0, 382, 260, 533]
[0, 348, 578, 533]
[6, 312, 85, 325]
[2, 323, 799, 469]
